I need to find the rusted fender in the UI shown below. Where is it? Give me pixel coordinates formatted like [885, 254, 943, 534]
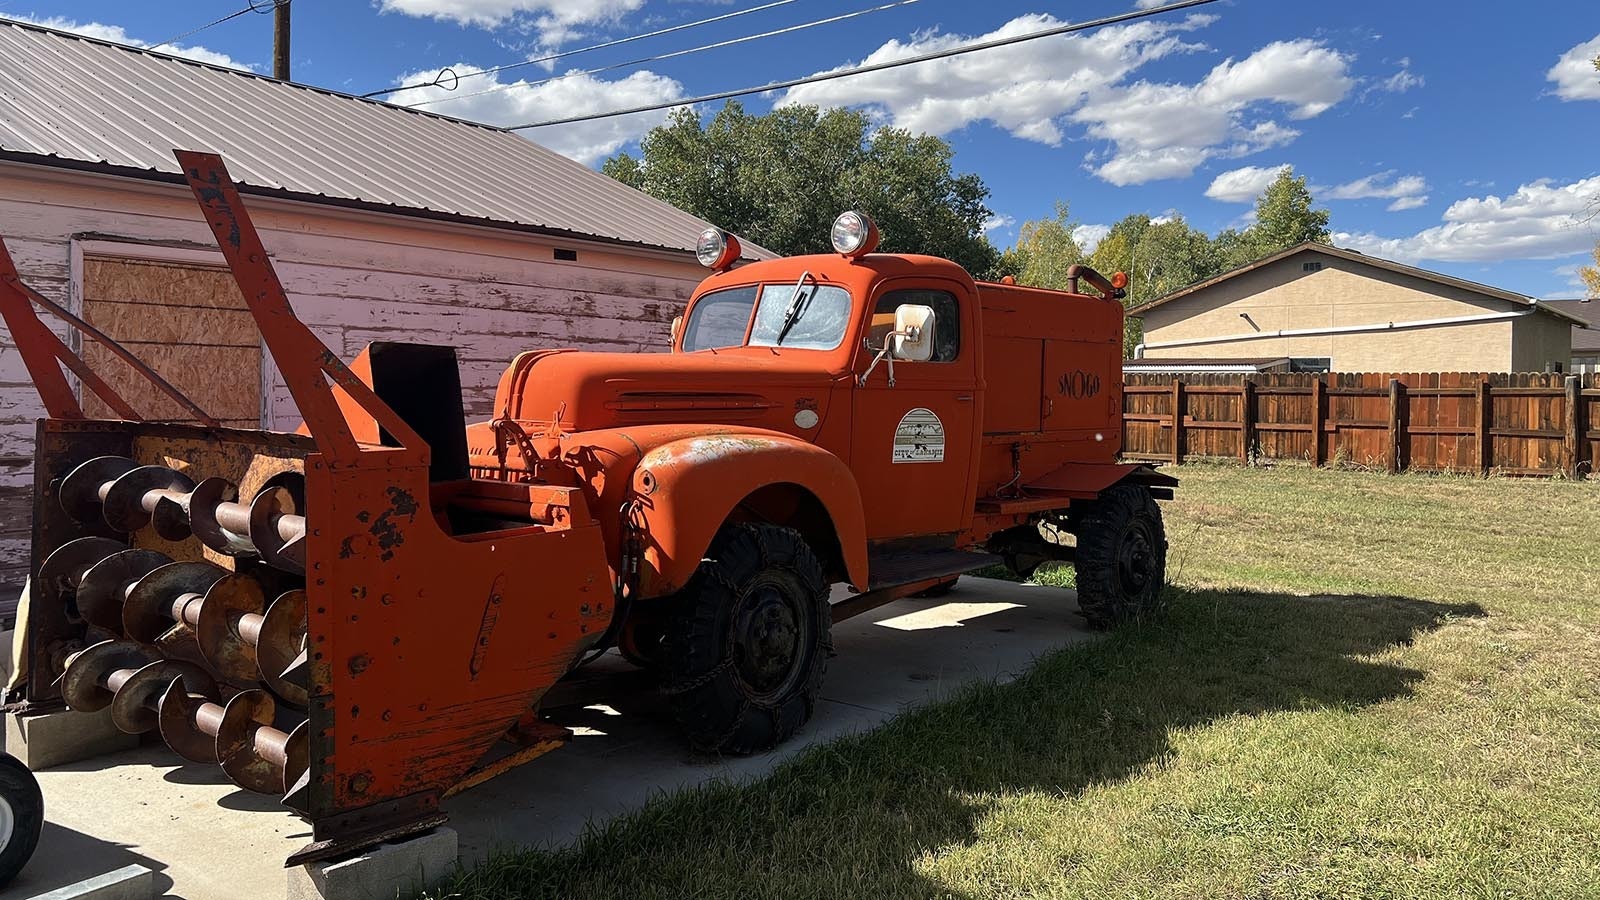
[1025, 461, 1179, 497]
[630, 432, 869, 595]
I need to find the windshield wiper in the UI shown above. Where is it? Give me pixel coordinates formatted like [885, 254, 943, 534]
[775, 271, 816, 346]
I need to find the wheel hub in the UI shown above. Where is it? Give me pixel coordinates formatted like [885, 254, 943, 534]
[733, 583, 803, 697]
[1119, 525, 1154, 593]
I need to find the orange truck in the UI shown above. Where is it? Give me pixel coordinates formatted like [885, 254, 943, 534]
[0, 153, 1172, 863]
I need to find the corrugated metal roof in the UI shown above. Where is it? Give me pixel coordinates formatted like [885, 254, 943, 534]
[0, 18, 765, 258]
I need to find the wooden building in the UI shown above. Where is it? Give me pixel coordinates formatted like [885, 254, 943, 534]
[0, 19, 764, 592]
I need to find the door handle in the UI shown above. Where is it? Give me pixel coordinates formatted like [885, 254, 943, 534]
[957, 394, 973, 402]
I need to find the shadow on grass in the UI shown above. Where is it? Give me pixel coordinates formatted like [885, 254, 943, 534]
[429, 588, 1484, 900]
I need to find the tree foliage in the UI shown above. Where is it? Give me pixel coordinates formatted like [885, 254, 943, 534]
[1580, 244, 1600, 298]
[604, 102, 999, 276]
[1003, 167, 1334, 356]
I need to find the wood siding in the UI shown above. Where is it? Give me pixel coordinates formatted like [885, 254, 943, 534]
[0, 164, 706, 590]
[1124, 372, 1599, 478]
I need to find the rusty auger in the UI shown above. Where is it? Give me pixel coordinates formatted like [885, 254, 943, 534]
[7, 150, 610, 866]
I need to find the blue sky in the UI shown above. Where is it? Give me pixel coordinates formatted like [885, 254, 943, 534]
[4, 0, 1598, 297]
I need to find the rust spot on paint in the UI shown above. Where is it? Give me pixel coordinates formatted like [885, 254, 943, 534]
[348, 654, 371, 675]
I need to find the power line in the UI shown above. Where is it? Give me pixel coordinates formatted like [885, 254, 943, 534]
[401, 0, 923, 111]
[150, 0, 285, 52]
[509, 0, 1222, 130]
[363, 0, 802, 99]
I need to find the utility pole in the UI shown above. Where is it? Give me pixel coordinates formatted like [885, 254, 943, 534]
[272, 1, 291, 81]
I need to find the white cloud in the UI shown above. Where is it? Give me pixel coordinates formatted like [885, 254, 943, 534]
[780, 14, 1214, 149]
[377, 0, 641, 45]
[777, 15, 1352, 187]
[1548, 34, 1600, 101]
[1073, 223, 1111, 254]
[1378, 58, 1424, 94]
[1073, 39, 1352, 185]
[10, 14, 255, 70]
[1334, 175, 1600, 264]
[1205, 164, 1290, 202]
[983, 214, 1015, 233]
[389, 64, 683, 164]
[1317, 170, 1429, 211]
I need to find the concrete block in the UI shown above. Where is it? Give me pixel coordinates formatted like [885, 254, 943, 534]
[29, 864, 154, 900]
[4, 707, 138, 770]
[288, 827, 458, 900]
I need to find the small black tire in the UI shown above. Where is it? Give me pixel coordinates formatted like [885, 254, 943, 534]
[1071, 484, 1168, 630]
[664, 523, 832, 754]
[0, 754, 43, 888]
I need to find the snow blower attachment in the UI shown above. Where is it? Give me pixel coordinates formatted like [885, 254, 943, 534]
[1, 151, 611, 864]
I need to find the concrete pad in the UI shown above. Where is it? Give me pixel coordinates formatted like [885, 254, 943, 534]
[24, 578, 1090, 899]
[287, 828, 455, 900]
[5, 708, 139, 772]
[27, 864, 153, 900]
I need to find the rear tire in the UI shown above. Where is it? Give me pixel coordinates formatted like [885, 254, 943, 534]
[664, 524, 831, 754]
[0, 754, 43, 888]
[1071, 484, 1167, 630]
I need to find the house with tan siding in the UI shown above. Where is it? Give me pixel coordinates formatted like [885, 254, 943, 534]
[0, 18, 766, 594]
[1127, 243, 1585, 374]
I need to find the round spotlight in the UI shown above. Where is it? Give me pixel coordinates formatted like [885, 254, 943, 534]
[696, 227, 741, 271]
[830, 210, 880, 257]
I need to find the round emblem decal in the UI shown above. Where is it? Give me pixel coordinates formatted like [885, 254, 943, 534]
[892, 408, 944, 463]
[794, 408, 820, 429]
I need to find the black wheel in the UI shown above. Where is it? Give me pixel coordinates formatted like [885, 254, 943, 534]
[664, 523, 831, 754]
[0, 754, 43, 888]
[1071, 484, 1168, 630]
[911, 576, 959, 598]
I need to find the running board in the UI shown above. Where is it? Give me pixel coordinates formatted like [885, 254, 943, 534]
[866, 548, 1001, 590]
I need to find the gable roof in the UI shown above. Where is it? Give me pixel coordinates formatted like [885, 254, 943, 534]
[1126, 242, 1588, 327]
[1543, 299, 1600, 352]
[0, 17, 766, 259]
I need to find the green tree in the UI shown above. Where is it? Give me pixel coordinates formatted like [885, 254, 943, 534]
[604, 103, 999, 276]
[1009, 202, 1087, 289]
[1220, 168, 1332, 267]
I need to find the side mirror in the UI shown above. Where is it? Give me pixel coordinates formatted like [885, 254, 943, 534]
[670, 315, 684, 347]
[891, 304, 936, 361]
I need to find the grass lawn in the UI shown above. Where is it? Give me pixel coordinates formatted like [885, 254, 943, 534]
[430, 465, 1600, 899]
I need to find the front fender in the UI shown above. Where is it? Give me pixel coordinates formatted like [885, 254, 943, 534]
[631, 433, 869, 596]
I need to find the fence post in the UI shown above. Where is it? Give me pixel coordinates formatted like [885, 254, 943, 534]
[1170, 379, 1185, 465]
[1475, 379, 1492, 477]
[1564, 375, 1582, 479]
[1240, 379, 1256, 465]
[1310, 377, 1326, 467]
[1388, 378, 1407, 474]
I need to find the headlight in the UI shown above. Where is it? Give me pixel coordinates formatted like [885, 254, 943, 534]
[830, 210, 879, 257]
[696, 227, 740, 270]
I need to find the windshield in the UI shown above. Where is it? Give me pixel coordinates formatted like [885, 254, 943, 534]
[681, 282, 853, 352]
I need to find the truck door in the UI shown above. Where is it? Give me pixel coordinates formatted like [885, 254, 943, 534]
[850, 280, 979, 540]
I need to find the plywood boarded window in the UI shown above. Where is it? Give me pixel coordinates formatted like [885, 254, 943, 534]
[80, 257, 260, 427]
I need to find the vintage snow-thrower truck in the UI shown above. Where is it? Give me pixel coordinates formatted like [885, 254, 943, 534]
[0, 151, 1173, 863]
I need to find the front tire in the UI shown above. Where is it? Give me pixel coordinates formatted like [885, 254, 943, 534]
[664, 524, 831, 754]
[1072, 484, 1168, 630]
[0, 754, 43, 888]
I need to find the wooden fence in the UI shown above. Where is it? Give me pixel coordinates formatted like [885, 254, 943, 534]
[1122, 372, 1600, 478]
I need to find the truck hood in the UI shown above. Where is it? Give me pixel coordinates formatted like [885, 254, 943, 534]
[493, 349, 839, 434]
